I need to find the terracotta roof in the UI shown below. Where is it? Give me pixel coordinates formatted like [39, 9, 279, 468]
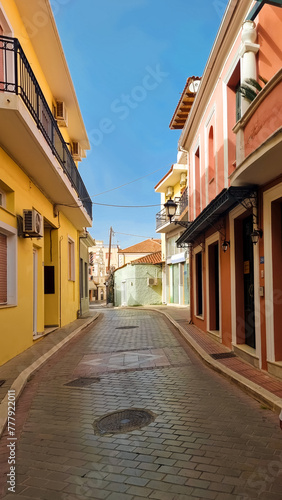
[118, 239, 161, 254]
[131, 251, 163, 265]
[169, 76, 201, 130]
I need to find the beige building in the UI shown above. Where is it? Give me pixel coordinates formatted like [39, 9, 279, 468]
[89, 241, 119, 301]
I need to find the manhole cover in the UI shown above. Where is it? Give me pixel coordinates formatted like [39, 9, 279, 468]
[115, 326, 139, 330]
[65, 377, 100, 388]
[93, 408, 156, 435]
[0, 380, 6, 387]
[210, 352, 236, 360]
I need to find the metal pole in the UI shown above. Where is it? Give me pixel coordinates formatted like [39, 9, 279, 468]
[108, 226, 112, 274]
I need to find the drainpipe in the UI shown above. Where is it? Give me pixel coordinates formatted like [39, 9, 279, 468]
[59, 235, 63, 327]
[79, 231, 90, 318]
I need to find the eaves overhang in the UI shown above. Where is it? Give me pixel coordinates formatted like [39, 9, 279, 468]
[169, 77, 201, 130]
[154, 164, 186, 193]
[14, 0, 90, 153]
[176, 186, 256, 246]
[178, 0, 252, 151]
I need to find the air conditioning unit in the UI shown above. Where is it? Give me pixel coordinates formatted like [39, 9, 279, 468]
[55, 101, 67, 127]
[147, 277, 158, 286]
[180, 172, 187, 187]
[166, 186, 174, 198]
[72, 142, 82, 162]
[23, 209, 43, 237]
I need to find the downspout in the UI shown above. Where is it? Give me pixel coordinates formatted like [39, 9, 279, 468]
[59, 235, 63, 327]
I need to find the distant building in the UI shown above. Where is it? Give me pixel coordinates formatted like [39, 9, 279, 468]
[114, 251, 163, 306]
[89, 241, 119, 301]
[118, 239, 161, 268]
[154, 159, 190, 306]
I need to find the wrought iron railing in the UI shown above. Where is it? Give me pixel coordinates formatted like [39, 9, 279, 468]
[179, 187, 188, 215]
[156, 197, 180, 231]
[0, 36, 92, 219]
[156, 189, 188, 231]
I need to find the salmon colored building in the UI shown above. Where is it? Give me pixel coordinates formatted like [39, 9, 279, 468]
[174, 0, 282, 377]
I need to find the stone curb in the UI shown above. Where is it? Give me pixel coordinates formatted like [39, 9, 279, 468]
[0, 313, 99, 438]
[129, 307, 282, 416]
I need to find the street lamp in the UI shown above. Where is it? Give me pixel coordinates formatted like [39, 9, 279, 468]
[250, 228, 263, 245]
[222, 240, 230, 252]
[164, 198, 178, 222]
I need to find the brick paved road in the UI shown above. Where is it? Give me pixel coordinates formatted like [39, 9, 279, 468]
[1, 309, 282, 500]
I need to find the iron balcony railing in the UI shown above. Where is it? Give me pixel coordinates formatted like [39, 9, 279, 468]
[0, 36, 92, 219]
[156, 188, 188, 231]
[179, 187, 188, 215]
[156, 197, 180, 231]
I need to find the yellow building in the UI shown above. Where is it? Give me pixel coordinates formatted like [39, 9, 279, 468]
[154, 156, 190, 306]
[0, 0, 92, 366]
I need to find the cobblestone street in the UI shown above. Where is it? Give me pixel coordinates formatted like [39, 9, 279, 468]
[1, 309, 282, 500]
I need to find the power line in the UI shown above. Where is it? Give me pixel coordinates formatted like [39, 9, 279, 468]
[90, 166, 167, 198]
[113, 231, 156, 239]
[92, 202, 160, 207]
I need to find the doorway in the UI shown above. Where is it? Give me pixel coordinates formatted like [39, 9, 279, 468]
[243, 215, 255, 348]
[208, 241, 220, 331]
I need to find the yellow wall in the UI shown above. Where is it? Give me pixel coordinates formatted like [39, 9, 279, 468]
[0, 146, 81, 366]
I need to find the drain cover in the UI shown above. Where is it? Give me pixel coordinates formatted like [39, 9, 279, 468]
[210, 352, 236, 360]
[115, 326, 139, 330]
[0, 380, 5, 387]
[65, 377, 100, 388]
[93, 408, 155, 435]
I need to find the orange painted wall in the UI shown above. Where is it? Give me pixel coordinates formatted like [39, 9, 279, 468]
[244, 80, 282, 157]
[257, 5, 282, 82]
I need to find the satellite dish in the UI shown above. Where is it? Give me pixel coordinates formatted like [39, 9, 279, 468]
[188, 79, 201, 93]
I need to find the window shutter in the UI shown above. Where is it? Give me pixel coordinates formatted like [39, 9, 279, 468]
[236, 85, 241, 122]
[0, 232, 7, 303]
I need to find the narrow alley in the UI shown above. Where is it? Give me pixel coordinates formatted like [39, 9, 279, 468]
[0, 309, 282, 500]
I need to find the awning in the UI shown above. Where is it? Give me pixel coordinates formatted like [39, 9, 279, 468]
[176, 186, 256, 247]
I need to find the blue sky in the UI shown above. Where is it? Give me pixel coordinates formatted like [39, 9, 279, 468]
[54, 0, 228, 249]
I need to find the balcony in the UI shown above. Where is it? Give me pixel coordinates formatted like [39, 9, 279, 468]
[231, 69, 282, 187]
[156, 189, 188, 233]
[0, 36, 92, 226]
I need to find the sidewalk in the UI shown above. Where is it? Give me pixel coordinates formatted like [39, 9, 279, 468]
[0, 312, 99, 437]
[1, 304, 281, 441]
[149, 305, 282, 416]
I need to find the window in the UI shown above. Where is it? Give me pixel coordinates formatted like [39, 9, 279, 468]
[0, 188, 5, 208]
[0, 232, 7, 303]
[0, 180, 15, 212]
[208, 126, 215, 183]
[195, 146, 201, 216]
[68, 238, 75, 281]
[0, 222, 17, 306]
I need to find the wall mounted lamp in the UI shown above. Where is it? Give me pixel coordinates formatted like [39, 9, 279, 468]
[164, 198, 190, 228]
[222, 240, 230, 252]
[251, 228, 263, 245]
